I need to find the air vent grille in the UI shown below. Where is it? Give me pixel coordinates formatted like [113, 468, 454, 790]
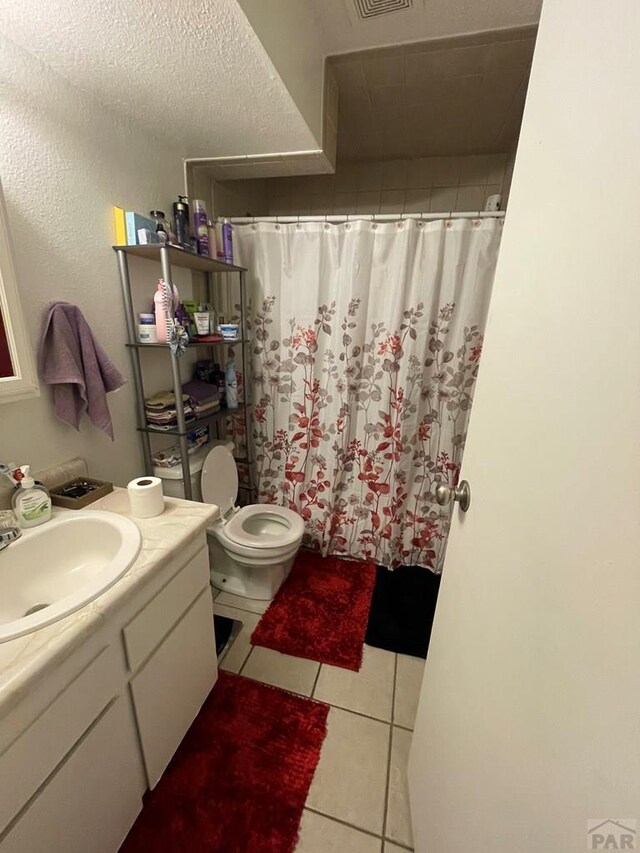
[353, 0, 413, 20]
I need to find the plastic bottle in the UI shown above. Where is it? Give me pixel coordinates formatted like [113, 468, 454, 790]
[11, 466, 52, 528]
[154, 281, 168, 343]
[172, 195, 190, 246]
[213, 362, 226, 407]
[207, 220, 217, 259]
[215, 220, 225, 259]
[192, 200, 209, 257]
[222, 219, 233, 264]
[225, 360, 238, 410]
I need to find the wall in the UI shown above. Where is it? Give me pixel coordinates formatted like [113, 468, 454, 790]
[235, 0, 326, 145]
[214, 152, 509, 217]
[0, 36, 186, 486]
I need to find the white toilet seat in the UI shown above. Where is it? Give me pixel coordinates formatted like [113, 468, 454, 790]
[224, 505, 304, 549]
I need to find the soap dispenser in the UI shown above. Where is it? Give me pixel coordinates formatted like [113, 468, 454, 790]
[11, 466, 52, 528]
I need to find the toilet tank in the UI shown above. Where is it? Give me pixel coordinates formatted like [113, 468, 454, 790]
[153, 440, 234, 502]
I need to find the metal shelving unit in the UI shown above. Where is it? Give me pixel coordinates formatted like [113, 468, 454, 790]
[114, 243, 253, 501]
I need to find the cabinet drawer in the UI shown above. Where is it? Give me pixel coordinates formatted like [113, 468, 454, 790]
[0, 645, 122, 834]
[123, 545, 210, 672]
[0, 697, 144, 853]
[130, 588, 217, 788]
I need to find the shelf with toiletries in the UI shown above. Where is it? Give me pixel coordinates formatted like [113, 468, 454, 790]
[113, 244, 246, 274]
[125, 339, 249, 349]
[114, 198, 253, 502]
[137, 405, 246, 437]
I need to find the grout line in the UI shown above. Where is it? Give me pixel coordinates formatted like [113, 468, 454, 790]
[303, 806, 383, 842]
[238, 645, 254, 675]
[215, 597, 268, 617]
[393, 722, 414, 733]
[319, 701, 391, 726]
[391, 653, 398, 726]
[310, 664, 322, 699]
[380, 655, 398, 840]
[383, 839, 413, 851]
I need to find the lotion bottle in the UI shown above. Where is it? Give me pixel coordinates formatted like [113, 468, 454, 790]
[11, 466, 52, 528]
[225, 360, 238, 410]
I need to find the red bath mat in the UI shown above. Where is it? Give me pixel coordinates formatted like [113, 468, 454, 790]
[251, 551, 377, 671]
[120, 671, 329, 853]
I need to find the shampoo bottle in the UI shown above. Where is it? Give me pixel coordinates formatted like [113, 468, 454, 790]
[172, 195, 190, 246]
[11, 466, 52, 528]
[192, 199, 209, 257]
[225, 360, 238, 410]
[222, 219, 233, 263]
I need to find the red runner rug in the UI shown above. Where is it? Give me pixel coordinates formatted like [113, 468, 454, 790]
[121, 671, 329, 853]
[251, 551, 377, 671]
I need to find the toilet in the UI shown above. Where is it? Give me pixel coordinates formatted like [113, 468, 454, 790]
[200, 445, 304, 600]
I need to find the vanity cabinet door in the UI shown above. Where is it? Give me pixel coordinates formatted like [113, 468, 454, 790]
[0, 697, 144, 853]
[129, 587, 217, 788]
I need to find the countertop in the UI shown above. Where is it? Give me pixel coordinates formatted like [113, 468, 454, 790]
[0, 488, 219, 719]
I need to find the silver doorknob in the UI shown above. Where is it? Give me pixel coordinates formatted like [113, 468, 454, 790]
[435, 480, 471, 512]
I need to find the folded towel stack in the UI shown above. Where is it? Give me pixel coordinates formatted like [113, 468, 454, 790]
[145, 390, 195, 431]
[182, 379, 220, 418]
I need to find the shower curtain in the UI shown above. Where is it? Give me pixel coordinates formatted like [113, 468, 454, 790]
[234, 217, 502, 571]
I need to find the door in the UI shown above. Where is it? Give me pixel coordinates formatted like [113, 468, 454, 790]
[408, 2, 640, 852]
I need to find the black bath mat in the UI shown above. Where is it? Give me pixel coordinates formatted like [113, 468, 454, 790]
[365, 565, 441, 659]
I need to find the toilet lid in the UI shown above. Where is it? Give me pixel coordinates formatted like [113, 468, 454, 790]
[201, 445, 238, 516]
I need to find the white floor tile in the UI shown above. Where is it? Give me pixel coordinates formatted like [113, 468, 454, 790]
[393, 655, 425, 730]
[215, 590, 269, 614]
[295, 810, 381, 853]
[307, 707, 390, 835]
[386, 727, 413, 847]
[384, 843, 411, 852]
[213, 603, 259, 673]
[241, 647, 320, 695]
[314, 646, 395, 722]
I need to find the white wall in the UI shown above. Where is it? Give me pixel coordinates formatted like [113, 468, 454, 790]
[236, 0, 326, 145]
[0, 36, 186, 486]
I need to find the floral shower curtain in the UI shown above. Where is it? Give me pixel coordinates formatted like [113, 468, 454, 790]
[234, 218, 502, 571]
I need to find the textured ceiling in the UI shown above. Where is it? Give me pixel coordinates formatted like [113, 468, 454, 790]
[331, 27, 536, 160]
[313, 0, 541, 54]
[0, 0, 318, 159]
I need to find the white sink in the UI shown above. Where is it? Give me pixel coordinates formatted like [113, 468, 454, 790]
[0, 511, 142, 643]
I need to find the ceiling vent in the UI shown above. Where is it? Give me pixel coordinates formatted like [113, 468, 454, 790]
[353, 0, 413, 20]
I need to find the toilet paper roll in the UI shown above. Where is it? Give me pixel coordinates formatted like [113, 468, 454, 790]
[127, 476, 165, 518]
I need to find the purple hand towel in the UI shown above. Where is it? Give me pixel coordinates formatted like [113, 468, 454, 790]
[38, 302, 126, 440]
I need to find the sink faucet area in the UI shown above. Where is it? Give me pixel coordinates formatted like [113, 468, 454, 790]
[0, 510, 141, 643]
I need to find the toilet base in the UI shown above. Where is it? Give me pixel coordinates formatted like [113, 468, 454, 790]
[208, 534, 296, 601]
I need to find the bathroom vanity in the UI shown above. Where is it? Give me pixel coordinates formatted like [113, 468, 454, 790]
[0, 491, 219, 852]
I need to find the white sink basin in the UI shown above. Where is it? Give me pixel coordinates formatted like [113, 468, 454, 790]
[0, 511, 141, 643]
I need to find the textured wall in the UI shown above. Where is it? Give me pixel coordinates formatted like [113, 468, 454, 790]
[0, 37, 186, 486]
[0, 0, 319, 158]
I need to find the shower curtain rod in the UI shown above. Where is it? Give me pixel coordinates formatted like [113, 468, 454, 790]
[228, 210, 505, 225]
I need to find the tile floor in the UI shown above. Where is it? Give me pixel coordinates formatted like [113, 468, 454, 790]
[213, 588, 424, 852]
